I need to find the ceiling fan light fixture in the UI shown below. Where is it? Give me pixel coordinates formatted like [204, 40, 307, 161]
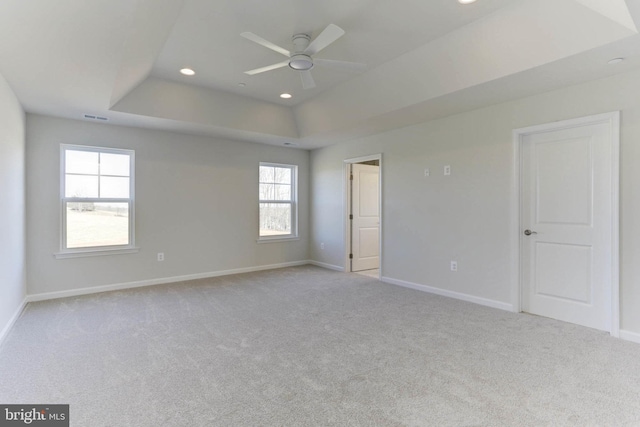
[289, 54, 314, 71]
[241, 24, 362, 90]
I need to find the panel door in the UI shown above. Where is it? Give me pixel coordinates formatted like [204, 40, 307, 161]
[351, 164, 380, 272]
[521, 121, 613, 331]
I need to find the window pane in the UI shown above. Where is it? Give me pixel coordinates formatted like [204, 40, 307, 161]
[66, 150, 99, 175]
[100, 153, 130, 176]
[66, 175, 99, 198]
[259, 183, 274, 200]
[273, 184, 291, 201]
[100, 176, 130, 198]
[66, 202, 129, 248]
[259, 166, 274, 183]
[274, 167, 291, 184]
[260, 203, 291, 236]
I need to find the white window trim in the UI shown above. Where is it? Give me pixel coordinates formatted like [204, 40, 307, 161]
[56, 144, 138, 258]
[258, 162, 298, 242]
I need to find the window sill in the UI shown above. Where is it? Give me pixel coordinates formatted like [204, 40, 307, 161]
[257, 236, 299, 244]
[54, 247, 140, 259]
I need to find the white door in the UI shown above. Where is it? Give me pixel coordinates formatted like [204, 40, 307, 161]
[521, 118, 615, 331]
[351, 164, 380, 272]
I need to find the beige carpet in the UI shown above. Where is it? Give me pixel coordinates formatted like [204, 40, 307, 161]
[1, 265, 640, 426]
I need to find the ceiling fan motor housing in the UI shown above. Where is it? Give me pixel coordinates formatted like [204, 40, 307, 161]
[289, 54, 313, 70]
[289, 34, 313, 70]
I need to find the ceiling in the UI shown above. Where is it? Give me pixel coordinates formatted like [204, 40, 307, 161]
[0, 0, 639, 149]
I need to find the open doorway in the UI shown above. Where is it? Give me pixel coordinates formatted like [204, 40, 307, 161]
[344, 154, 382, 279]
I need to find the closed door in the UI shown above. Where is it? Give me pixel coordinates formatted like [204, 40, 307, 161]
[521, 120, 614, 331]
[351, 164, 380, 272]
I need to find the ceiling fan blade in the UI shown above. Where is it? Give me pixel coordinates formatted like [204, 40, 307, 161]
[300, 70, 316, 90]
[304, 24, 345, 55]
[314, 58, 367, 73]
[244, 61, 289, 76]
[241, 32, 290, 57]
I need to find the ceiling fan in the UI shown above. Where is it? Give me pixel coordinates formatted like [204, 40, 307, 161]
[241, 24, 366, 90]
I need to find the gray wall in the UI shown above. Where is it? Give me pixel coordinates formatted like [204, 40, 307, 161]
[310, 67, 640, 336]
[0, 73, 26, 338]
[26, 115, 309, 295]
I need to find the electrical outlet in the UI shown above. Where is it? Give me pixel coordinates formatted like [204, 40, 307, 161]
[320, 243, 325, 250]
[444, 165, 451, 176]
[424, 168, 430, 177]
[157, 252, 165, 262]
[450, 261, 457, 272]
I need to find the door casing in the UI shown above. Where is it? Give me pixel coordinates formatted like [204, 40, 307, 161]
[344, 154, 382, 276]
[511, 112, 620, 337]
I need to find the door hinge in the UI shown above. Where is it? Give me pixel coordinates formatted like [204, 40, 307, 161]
[350, 174, 353, 180]
[349, 214, 353, 220]
[349, 254, 353, 259]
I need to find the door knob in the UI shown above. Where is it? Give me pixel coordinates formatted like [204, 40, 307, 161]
[524, 229, 538, 236]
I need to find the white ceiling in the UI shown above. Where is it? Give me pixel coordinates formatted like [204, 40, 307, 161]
[0, 0, 639, 149]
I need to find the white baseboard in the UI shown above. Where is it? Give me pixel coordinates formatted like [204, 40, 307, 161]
[381, 276, 513, 312]
[308, 260, 344, 272]
[27, 260, 310, 302]
[0, 298, 28, 348]
[619, 329, 640, 344]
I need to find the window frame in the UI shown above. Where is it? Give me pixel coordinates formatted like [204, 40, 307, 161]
[56, 144, 137, 258]
[258, 162, 298, 242]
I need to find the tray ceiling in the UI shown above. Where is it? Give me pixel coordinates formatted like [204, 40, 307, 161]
[0, 0, 638, 148]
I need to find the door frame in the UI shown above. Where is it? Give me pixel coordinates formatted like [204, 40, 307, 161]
[511, 111, 620, 336]
[344, 154, 383, 276]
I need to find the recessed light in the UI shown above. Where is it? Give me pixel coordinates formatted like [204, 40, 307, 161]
[458, 0, 477, 4]
[608, 58, 624, 65]
[180, 68, 195, 76]
[280, 93, 292, 99]
[238, 83, 246, 87]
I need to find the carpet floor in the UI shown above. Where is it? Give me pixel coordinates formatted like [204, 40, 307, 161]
[1, 265, 639, 426]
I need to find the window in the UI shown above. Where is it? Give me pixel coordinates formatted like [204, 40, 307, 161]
[259, 163, 297, 240]
[59, 145, 135, 255]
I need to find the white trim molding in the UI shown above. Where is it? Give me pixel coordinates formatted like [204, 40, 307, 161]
[512, 111, 621, 337]
[256, 237, 300, 244]
[27, 260, 309, 302]
[0, 298, 28, 348]
[308, 260, 344, 272]
[54, 247, 140, 259]
[619, 330, 640, 345]
[381, 276, 513, 312]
